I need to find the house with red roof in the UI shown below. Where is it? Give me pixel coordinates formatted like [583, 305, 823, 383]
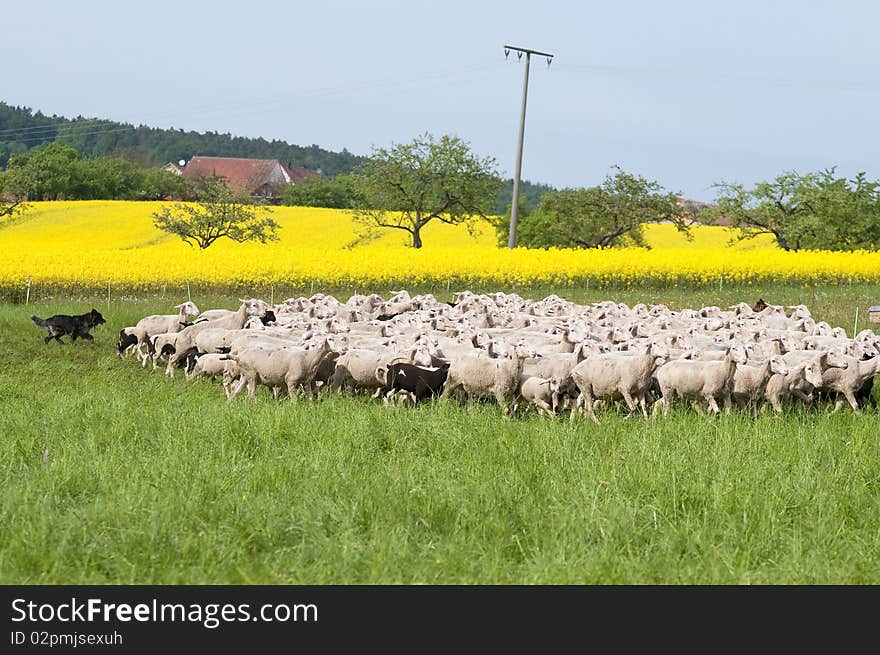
[166, 156, 320, 201]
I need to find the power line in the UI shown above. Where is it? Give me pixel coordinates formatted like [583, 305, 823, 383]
[0, 63, 502, 142]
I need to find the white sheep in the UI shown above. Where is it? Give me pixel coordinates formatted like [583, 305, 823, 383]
[519, 375, 559, 418]
[654, 344, 748, 416]
[186, 353, 230, 381]
[816, 354, 880, 412]
[569, 348, 665, 423]
[165, 299, 263, 376]
[731, 355, 790, 408]
[764, 358, 825, 413]
[228, 337, 334, 401]
[135, 301, 201, 337]
[440, 341, 539, 417]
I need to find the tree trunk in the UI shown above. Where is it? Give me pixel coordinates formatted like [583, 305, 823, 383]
[412, 228, 423, 249]
[774, 232, 791, 251]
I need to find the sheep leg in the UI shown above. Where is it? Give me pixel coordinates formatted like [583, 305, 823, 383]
[650, 397, 663, 418]
[440, 381, 460, 401]
[705, 394, 721, 414]
[496, 390, 513, 418]
[791, 390, 811, 407]
[722, 393, 733, 414]
[247, 377, 258, 400]
[224, 375, 242, 401]
[227, 376, 247, 402]
[569, 394, 583, 422]
[621, 389, 638, 415]
[533, 399, 554, 418]
[660, 388, 672, 417]
[843, 388, 861, 413]
[767, 392, 783, 414]
[584, 390, 600, 425]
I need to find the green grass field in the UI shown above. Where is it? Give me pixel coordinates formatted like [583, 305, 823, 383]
[2, 284, 879, 583]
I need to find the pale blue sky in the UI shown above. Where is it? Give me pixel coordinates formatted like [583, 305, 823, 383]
[5, 0, 879, 199]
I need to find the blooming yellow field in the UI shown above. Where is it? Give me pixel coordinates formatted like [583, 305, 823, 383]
[2, 200, 878, 292]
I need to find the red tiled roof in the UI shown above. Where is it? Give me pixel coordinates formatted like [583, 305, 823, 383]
[282, 163, 320, 184]
[181, 157, 286, 193]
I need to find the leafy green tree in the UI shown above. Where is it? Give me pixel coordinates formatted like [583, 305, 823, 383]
[282, 174, 361, 209]
[701, 171, 823, 251]
[493, 195, 535, 247]
[703, 169, 880, 251]
[152, 175, 279, 249]
[352, 133, 502, 249]
[72, 158, 143, 199]
[138, 167, 195, 201]
[804, 169, 880, 250]
[4, 142, 81, 200]
[507, 167, 690, 249]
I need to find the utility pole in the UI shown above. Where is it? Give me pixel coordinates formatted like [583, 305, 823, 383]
[504, 44, 554, 249]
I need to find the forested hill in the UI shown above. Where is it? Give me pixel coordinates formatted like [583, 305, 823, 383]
[0, 102, 364, 176]
[0, 101, 557, 210]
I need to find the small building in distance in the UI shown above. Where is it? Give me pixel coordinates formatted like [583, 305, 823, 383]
[166, 156, 320, 202]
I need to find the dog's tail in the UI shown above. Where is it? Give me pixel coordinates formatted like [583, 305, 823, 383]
[31, 315, 48, 327]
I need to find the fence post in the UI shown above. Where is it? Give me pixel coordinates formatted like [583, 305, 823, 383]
[107, 279, 111, 308]
[853, 306, 859, 338]
[26, 277, 31, 305]
[186, 281, 191, 302]
[270, 284, 275, 306]
[310, 280, 315, 296]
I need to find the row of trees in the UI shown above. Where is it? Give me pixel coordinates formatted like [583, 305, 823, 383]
[278, 136, 880, 253]
[4, 130, 879, 254]
[706, 170, 880, 251]
[497, 168, 880, 253]
[1, 143, 192, 201]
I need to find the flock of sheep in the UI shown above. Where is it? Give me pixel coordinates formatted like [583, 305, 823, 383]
[116, 290, 880, 421]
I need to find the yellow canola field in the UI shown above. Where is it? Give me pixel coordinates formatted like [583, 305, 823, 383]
[2, 201, 878, 291]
